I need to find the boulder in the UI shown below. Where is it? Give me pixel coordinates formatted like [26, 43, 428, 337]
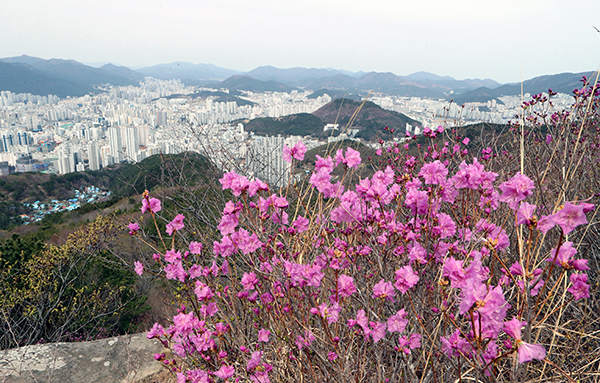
[0, 333, 168, 383]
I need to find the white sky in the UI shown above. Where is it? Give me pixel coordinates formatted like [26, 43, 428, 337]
[1, 0, 599, 83]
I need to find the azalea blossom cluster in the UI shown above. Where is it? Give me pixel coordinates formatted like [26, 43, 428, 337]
[130, 129, 595, 381]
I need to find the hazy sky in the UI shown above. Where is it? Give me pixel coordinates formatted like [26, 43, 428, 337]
[1, 0, 599, 83]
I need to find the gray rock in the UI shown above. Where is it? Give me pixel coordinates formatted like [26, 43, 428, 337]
[0, 333, 168, 383]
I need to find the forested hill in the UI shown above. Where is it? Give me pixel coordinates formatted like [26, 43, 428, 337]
[0, 152, 215, 204]
[313, 99, 422, 141]
[243, 99, 422, 141]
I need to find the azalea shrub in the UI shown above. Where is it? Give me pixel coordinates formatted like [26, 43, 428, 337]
[130, 78, 600, 382]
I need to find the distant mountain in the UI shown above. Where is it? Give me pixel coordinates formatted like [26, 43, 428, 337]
[210, 75, 296, 93]
[0, 55, 138, 88]
[0, 62, 92, 98]
[299, 71, 499, 98]
[100, 63, 145, 82]
[240, 67, 502, 97]
[137, 62, 239, 82]
[404, 71, 456, 82]
[244, 66, 364, 87]
[450, 71, 595, 104]
[305, 74, 360, 91]
[0, 55, 140, 97]
[356, 72, 439, 97]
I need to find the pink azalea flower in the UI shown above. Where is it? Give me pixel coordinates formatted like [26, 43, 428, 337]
[214, 235, 236, 257]
[404, 188, 429, 215]
[282, 144, 293, 163]
[452, 159, 489, 190]
[408, 242, 428, 264]
[369, 321, 387, 343]
[164, 249, 182, 263]
[258, 328, 271, 342]
[172, 311, 201, 336]
[310, 168, 333, 194]
[568, 273, 590, 300]
[518, 342, 547, 364]
[128, 222, 140, 235]
[442, 257, 467, 288]
[537, 214, 556, 234]
[498, 173, 535, 210]
[372, 279, 395, 302]
[241, 272, 259, 290]
[189, 241, 204, 254]
[387, 309, 408, 333]
[194, 281, 214, 301]
[397, 333, 421, 354]
[292, 216, 309, 233]
[231, 229, 263, 254]
[215, 322, 229, 335]
[433, 212, 456, 239]
[214, 364, 235, 380]
[419, 160, 448, 185]
[294, 141, 307, 160]
[283, 141, 307, 163]
[182, 370, 210, 383]
[516, 202, 536, 225]
[552, 202, 589, 235]
[166, 214, 185, 235]
[134, 261, 144, 276]
[248, 178, 269, 196]
[141, 197, 161, 214]
[218, 213, 239, 235]
[337, 274, 357, 298]
[314, 155, 334, 173]
[504, 318, 546, 363]
[440, 329, 471, 358]
[394, 265, 419, 294]
[147, 322, 166, 339]
[546, 241, 584, 269]
[344, 147, 362, 168]
[247, 351, 263, 371]
[164, 260, 187, 282]
[219, 171, 250, 196]
[295, 330, 315, 350]
[221, 260, 230, 275]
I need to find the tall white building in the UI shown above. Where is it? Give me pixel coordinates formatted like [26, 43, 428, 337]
[57, 144, 71, 175]
[108, 127, 123, 163]
[247, 135, 291, 187]
[124, 127, 139, 162]
[138, 125, 150, 146]
[87, 142, 100, 171]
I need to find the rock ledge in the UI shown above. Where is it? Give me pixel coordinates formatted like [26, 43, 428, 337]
[0, 333, 166, 383]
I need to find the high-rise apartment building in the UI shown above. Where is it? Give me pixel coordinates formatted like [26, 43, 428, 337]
[87, 143, 100, 171]
[124, 127, 139, 162]
[108, 127, 123, 163]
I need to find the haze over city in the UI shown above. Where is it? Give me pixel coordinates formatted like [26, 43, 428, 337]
[1, 0, 599, 83]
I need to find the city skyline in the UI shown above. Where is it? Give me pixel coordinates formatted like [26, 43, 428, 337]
[1, 0, 599, 84]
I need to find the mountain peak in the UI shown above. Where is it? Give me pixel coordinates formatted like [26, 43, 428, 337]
[405, 71, 455, 82]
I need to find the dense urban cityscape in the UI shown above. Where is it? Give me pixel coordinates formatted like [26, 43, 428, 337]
[0, 77, 574, 186]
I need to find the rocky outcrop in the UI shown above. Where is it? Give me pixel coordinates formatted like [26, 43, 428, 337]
[0, 333, 167, 383]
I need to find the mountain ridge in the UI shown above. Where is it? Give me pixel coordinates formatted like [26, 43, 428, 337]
[0, 55, 594, 101]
